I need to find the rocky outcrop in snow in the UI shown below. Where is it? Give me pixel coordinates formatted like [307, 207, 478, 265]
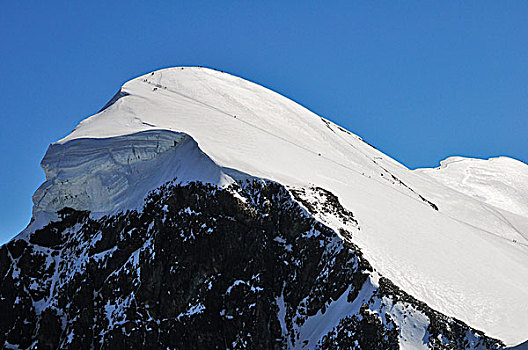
[0, 177, 503, 349]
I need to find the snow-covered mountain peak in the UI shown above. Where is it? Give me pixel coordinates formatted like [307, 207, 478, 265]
[437, 155, 526, 170]
[417, 156, 528, 217]
[25, 67, 528, 346]
[60, 66, 328, 145]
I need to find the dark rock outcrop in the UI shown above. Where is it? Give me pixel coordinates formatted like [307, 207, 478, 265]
[0, 179, 503, 349]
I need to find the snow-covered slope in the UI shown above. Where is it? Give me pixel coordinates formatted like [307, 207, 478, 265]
[30, 67, 528, 346]
[416, 156, 528, 218]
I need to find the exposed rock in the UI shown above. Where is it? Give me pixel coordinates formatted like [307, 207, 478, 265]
[0, 180, 503, 349]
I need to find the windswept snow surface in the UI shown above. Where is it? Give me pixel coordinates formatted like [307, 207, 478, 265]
[33, 67, 528, 346]
[416, 156, 528, 218]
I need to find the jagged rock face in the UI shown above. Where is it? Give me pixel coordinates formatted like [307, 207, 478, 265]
[0, 180, 502, 349]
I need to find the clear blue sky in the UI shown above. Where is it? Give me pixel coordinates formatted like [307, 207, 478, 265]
[1, 1, 527, 243]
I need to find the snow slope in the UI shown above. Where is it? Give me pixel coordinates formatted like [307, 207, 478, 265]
[31, 67, 528, 346]
[416, 156, 528, 218]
